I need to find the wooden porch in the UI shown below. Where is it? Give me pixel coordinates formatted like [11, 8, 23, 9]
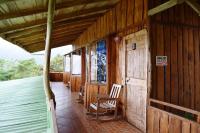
[2, 0, 200, 132]
[51, 82, 141, 133]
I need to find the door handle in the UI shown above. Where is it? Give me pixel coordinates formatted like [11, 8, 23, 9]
[126, 78, 130, 83]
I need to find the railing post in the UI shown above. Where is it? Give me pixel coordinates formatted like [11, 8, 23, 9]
[43, 0, 56, 101]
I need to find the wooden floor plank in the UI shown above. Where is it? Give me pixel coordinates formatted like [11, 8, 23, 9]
[51, 82, 141, 133]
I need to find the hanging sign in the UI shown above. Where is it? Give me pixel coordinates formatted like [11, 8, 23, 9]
[156, 56, 167, 66]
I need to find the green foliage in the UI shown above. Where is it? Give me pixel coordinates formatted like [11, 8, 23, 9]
[0, 58, 42, 81]
[50, 54, 63, 72]
[0, 54, 64, 81]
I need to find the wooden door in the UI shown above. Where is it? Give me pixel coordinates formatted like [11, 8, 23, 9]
[124, 29, 148, 132]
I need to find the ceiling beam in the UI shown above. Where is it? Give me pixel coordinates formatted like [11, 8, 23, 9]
[26, 42, 72, 53]
[16, 29, 84, 43]
[0, 0, 108, 20]
[5, 18, 95, 39]
[0, 0, 21, 4]
[148, 0, 200, 16]
[19, 32, 82, 45]
[185, 0, 200, 15]
[0, 5, 108, 34]
[24, 38, 75, 53]
[148, 0, 184, 16]
[9, 21, 92, 40]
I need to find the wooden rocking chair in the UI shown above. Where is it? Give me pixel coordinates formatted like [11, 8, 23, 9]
[77, 86, 84, 104]
[87, 84, 123, 121]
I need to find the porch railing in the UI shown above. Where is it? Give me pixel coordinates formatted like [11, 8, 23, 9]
[148, 98, 200, 133]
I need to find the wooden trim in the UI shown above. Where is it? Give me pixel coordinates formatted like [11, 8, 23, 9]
[149, 98, 200, 115]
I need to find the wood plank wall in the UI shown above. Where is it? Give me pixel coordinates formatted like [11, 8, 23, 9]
[74, 0, 148, 48]
[74, 0, 148, 110]
[70, 75, 81, 92]
[149, 2, 200, 111]
[49, 72, 63, 82]
[63, 72, 70, 84]
[84, 83, 107, 109]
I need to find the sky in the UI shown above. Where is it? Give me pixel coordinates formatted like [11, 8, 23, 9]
[0, 37, 72, 65]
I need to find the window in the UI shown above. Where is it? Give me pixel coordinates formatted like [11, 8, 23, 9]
[90, 40, 107, 83]
[72, 54, 81, 75]
[64, 55, 70, 72]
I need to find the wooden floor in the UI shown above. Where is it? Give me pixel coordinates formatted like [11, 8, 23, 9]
[51, 82, 142, 133]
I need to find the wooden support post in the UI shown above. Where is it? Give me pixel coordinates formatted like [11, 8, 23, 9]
[43, 0, 56, 101]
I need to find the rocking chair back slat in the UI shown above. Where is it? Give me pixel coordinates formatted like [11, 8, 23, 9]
[107, 84, 122, 107]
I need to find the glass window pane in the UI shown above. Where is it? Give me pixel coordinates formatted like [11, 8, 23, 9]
[91, 45, 97, 82]
[65, 56, 70, 72]
[72, 55, 81, 75]
[97, 40, 106, 83]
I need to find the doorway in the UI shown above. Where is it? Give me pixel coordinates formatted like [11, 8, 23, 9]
[124, 29, 148, 132]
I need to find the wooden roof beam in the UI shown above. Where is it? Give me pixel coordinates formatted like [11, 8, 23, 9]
[9, 21, 92, 40]
[0, 0, 109, 20]
[148, 0, 200, 16]
[19, 32, 82, 45]
[16, 29, 84, 43]
[0, 0, 20, 4]
[0, 6, 108, 34]
[24, 39, 75, 53]
[26, 42, 72, 53]
[185, 0, 200, 15]
[5, 18, 95, 39]
[148, 0, 184, 16]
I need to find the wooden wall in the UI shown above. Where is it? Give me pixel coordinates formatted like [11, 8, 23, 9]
[149, 2, 200, 111]
[74, 0, 148, 48]
[148, 106, 200, 133]
[63, 72, 70, 84]
[49, 72, 63, 82]
[84, 83, 107, 108]
[70, 75, 81, 92]
[74, 0, 148, 111]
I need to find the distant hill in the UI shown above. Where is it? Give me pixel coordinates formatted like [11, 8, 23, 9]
[0, 38, 72, 65]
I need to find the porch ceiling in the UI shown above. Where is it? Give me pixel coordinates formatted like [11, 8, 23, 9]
[0, 0, 119, 52]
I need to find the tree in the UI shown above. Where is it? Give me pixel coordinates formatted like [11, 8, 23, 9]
[0, 58, 43, 81]
[50, 54, 63, 72]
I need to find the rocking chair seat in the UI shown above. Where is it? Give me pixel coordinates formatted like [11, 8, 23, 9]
[90, 102, 115, 110]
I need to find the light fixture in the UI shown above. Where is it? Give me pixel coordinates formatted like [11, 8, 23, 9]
[114, 36, 122, 43]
